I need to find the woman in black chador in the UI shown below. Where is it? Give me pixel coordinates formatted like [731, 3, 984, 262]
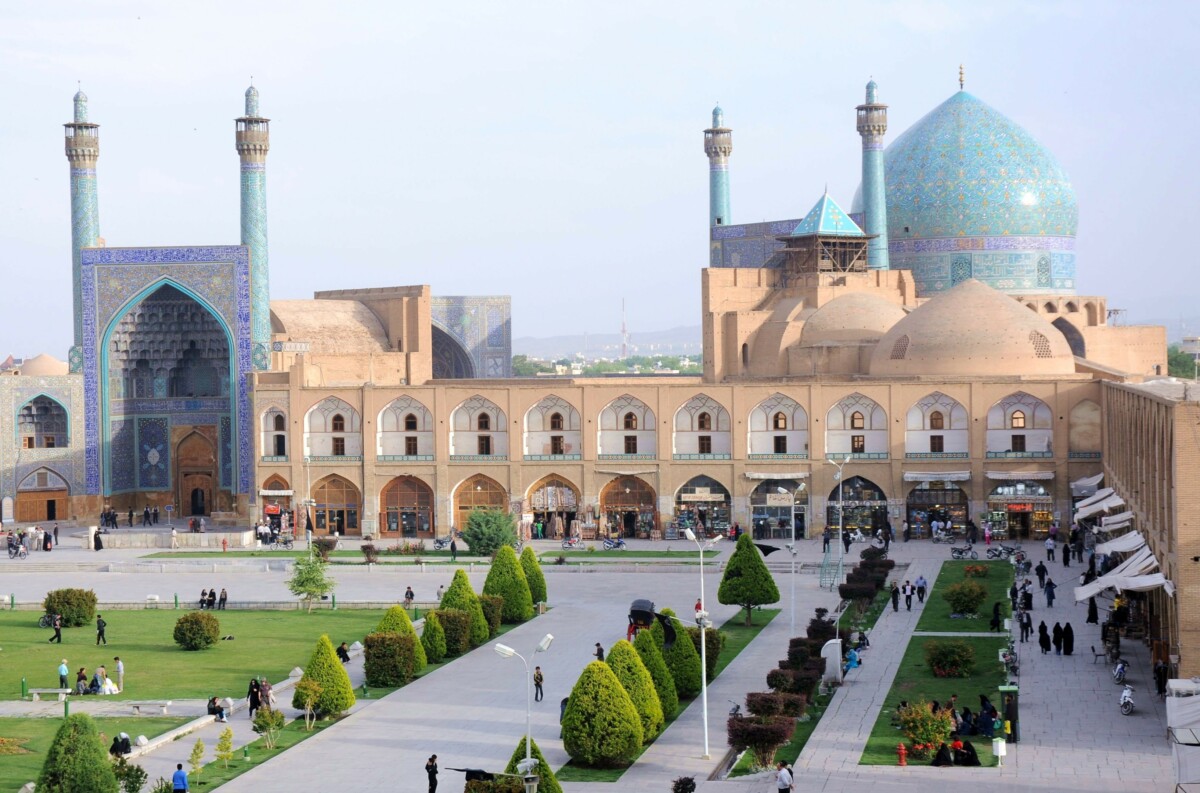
[1038, 621, 1051, 654]
[1052, 622, 1063, 655]
[1062, 623, 1075, 655]
[1087, 597, 1099, 624]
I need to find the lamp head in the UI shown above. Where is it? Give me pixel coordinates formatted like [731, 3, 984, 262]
[494, 644, 516, 658]
[776, 487, 789, 495]
[536, 634, 554, 653]
[684, 528, 697, 542]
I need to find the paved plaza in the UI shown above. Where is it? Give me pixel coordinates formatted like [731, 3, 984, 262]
[0, 534, 1176, 792]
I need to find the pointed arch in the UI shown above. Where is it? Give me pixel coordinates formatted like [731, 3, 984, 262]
[14, 466, 70, 522]
[450, 395, 508, 457]
[825, 393, 887, 457]
[748, 392, 808, 457]
[986, 391, 1053, 456]
[673, 394, 731, 456]
[598, 394, 656, 457]
[453, 473, 508, 528]
[378, 395, 435, 458]
[904, 391, 969, 457]
[304, 396, 362, 458]
[524, 395, 581, 457]
[381, 475, 435, 536]
[311, 474, 361, 535]
[17, 394, 70, 448]
[1052, 317, 1086, 357]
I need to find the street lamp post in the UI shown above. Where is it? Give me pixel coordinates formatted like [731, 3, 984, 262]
[824, 455, 852, 590]
[683, 528, 722, 760]
[780, 483, 806, 637]
[494, 633, 554, 790]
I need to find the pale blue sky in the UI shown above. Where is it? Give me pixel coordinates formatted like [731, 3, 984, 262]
[1, 1, 1195, 358]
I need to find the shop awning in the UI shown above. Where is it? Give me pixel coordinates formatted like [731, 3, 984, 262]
[1074, 546, 1162, 601]
[744, 472, 810, 480]
[1071, 472, 1104, 497]
[986, 470, 1055, 481]
[1103, 510, 1134, 526]
[903, 471, 971, 482]
[1076, 573, 1169, 601]
[1095, 531, 1146, 556]
[1095, 517, 1132, 533]
[1075, 487, 1115, 509]
[1075, 493, 1126, 521]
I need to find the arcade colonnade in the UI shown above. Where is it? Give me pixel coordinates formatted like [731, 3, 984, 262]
[251, 378, 1104, 539]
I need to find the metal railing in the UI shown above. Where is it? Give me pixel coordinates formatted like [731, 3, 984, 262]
[985, 451, 1053, 459]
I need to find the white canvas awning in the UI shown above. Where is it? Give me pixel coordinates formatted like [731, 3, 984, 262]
[986, 470, 1055, 480]
[1075, 547, 1164, 601]
[1075, 494, 1126, 521]
[1072, 472, 1104, 488]
[1076, 487, 1115, 509]
[1095, 531, 1146, 556]
[744, 472, 810, 480]
[1103, 510, 1134, 526]
[903, 471, 971, 482]
[1095, 518, 1133, 533]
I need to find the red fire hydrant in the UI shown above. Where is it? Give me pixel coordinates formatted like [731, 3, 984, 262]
[221, 537, 228, 553]
[897, 743, 907, 767]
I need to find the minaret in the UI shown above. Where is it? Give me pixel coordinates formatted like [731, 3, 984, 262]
[703, 105, 732, 227]
[236, 84, 271, 368]
[65, 88, 101, 359]
[856, 80, 889, 269]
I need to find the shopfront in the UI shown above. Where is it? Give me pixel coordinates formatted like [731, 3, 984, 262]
[825, 475, 888, 534]
[260, 479, 293, 529]
[381, 476, 434, 537]
[986, 476, 1054, 539]
[749, 478, 808, 539]
[674, 476, 731, 538]
[453, 474, 508, 531]
[312, 475, 361, 536]
[904, 473, 969, 539]
[528, 475, 579, 538]
[600, 476, 657, 538]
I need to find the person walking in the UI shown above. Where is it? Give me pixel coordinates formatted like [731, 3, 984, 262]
[822, 528, 831, 552]
[48, 613, 62, 644]
[171, 527, 178, 549]
[1062, 542, 1071, 568]
[127, 507, 134, 528]
[1038, 621, 1051, 654]
[903, 580, 915, 611]
[1035, 560, 1048, 589]
[114, 657, 125, 690]
[218, 589, 228, 610]
[172, 763, 190, 792]
[594, 642, 605, 662]
[96, 614, 107, 645]
[1044, 536, 1055, 561]
[53, 523, 59, 545]
[425, 754, 438, 793]
[842, 529, 852, 555]
[533, 666, 544, 702]
[153, 506, 159, 525]
[1044, 578, 1057, 608]
[449, 537, 457, 562]
[775, 760, 794, 790]
[890, 582, 900, 612]
[1020, 610, 1032, 643]
[246, 678, 262, 719]
[1052, 622, 1063, 655]
[58, 659, 69, 689]
[1062, 623, 1075, 656]
[915, 575, 928, 604]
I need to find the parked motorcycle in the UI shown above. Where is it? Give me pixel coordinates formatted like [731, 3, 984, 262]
[561, 536, 582, 549]
[603, 537, 627, 551]
[1119, 684, 1135, 715]
[1113, 658, 1128, 685]
[1002, 646, 1020, 677]
[931, 532, 956, 545]
[950, 543, 978, 560]
[848, 529, 869, 543]
[433, 537, 451, 551]
[986, 547, 1007, 559]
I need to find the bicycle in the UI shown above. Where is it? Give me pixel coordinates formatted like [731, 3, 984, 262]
[38, 612, 55, 628]
[270, 535, 295, 551]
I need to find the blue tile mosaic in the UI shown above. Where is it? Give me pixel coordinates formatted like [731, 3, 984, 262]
[137, 416, 168, 490]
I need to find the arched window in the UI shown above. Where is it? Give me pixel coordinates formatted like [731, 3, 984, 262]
[697, 412, 712, 431]
[772, 412, 787, 430]
[550, 412, 564, 431]
[273, 414, 285, 431]
[404, 413, 418, 431]
[1011, 410, 1026, 429]
[623, 412, 638, 430]
[331, 414, 345, 432]
[477, 413, 491, 431]
[850, 411, 865, 430]
[929, 411, 944, 430]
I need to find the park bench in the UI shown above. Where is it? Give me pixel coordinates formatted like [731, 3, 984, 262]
[130, 700, 172, 715]
[29, 688, 71, 702]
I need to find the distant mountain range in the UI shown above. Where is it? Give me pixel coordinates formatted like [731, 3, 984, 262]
[513, 325, 702, 360]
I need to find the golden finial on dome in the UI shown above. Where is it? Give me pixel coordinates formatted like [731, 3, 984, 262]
[959, 64, 964, 90]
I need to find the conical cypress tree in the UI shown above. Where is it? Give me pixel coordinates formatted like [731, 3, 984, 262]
[562, 661, 643, 767]
[440, 568, 489, 647]
[503, 736, 562, 793]
[484, 545, 534, 622]
[718, 533, 780, 625]
[658, 607, 702, 698]
[520, 545, 548, 605]
[376, 604, 427, 670]
[292, 634, 356, 716]
[606, 639, 664, 742]
[634, 626, 678, 720]
[37, 713, 119, 793]
[421, 610, 447, 663]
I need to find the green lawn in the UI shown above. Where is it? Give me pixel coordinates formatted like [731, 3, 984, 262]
[859, 635, 1006, 766]
[729, 691, 833, 777]
[0, 609, 387, 701]
[915, 561, 1013, 634]
[144, 549, 490, 560]
[189, 717, 337, 789]
[0, 716, 186, 793]
[555, 609, 779, 783]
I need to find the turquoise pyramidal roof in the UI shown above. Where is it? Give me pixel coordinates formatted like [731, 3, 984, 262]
[790, 193, 865, 237]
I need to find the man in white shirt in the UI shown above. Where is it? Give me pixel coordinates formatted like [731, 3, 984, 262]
[776, 760, 794, 790]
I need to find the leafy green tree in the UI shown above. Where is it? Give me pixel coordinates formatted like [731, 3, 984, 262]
[254, 704, 287, 744]
[421, 610, 447, 663]
[1169, 344, 1198, 378]
[173, 611, 221, 650]
[36, 713, 119, 793]
[633, 627, 678, 720]
[718, 533, 780, 625]
[292, 634, 356, 716]
[511, 355, 555, 376]
[562, 661, 643, 767]
[520, 545, 548, 604]
[287, 556, 336, 612]
[112, 756, 148, 793]
[656, 608, 702, 698]
[503, 736, 562, 793]
[605, 639, 664, 742]
[440, 569, 490, 647]
[215, 726, 234, 768]
[462, 509, 519, 557]
[376, 605, 427, 670]
[188, 739, 205, 782]
[364, 632, 418, 686]
[484, 545, 534, 622]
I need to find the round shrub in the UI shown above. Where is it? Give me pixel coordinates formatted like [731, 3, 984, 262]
[898, 699, 954, 758]
[520, 545, 548, 604]
[36, 713, 118, 793]
[746, 691, 806, 718]
[440, 569, 489, 647]
[633, 628, 678, 720]
[376, 605, 426, 671]
[942, 580, 987, 616]
[421, 610, 447, 663]
[173, 611, 221, 651]
[364, 632, 417, 687]
[43, 588, 98, 628]
[313, 537, 338, 561]
[483, 545, 534, 623]
[292, 635, 355, 717]
[923, 639, 976, 677]
[479, 594, 504, 637]
[726, 714, 794, 769]
[433, 608, 471, 657]
[963, 564, 989, 578]
[462, 508, 519, 557]
[606, 640, 664, 742]
[562, 661, 643, 767]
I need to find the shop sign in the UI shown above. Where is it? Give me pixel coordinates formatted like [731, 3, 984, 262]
[765, 494, 794, 507]
[681, 493, 726, 502]
[1007, 503, 1033, 512]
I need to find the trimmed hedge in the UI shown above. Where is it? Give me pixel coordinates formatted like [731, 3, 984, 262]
[36, 713, 118, 793]
[717, 533, 781, 625]
[504, 736, 562, 793]
[686, 625, 726, 683]
[479, 594, 504, 637]
[606, 639, 664, 742]
[633, 628, 678, 720]
[43, 588, 98, 628]
[727, 714, 794, 769]
[745, 691, 806, 718]
[520, 545, 548, 605]
[421, 610, 447, 663]
[657, 608, 702, 698]
[173, 611, 221, 651]
[376, 605, 426, 671]
[434, 608, 471, 657]
[924, 639, 977, 678]
[440, 569, 490, 647]
[838, 582, 878, 602]
[943, 580, 987, 615]
[364, 632, 417, 687]
[466, 780, 522, 793]
[807, 609, 837, 642]
[562, 661, 643, 767]
[292, 634, 356, 717]
[483, 545, 534, 623]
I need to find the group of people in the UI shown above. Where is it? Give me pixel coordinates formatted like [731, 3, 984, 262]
[205, 676, 275, 724]
[71, 658, 123, 696]
[198, 588, 228, 610]
[1035, 620, 1076, 656]
[1010, 575, 1057, 612]
[889, 576, 929, 612]
[99, 506, 161, 529]
[7, 524, 57, 552]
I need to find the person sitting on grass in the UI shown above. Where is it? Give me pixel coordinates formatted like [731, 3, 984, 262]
[954, 738, 981, 766]
[337, 642, 351, 664]
[75, 667, 89, 695]
[207, 696, 228, 722]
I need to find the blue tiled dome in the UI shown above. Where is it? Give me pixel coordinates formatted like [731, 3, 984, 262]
[855, 91, 1078, 295]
